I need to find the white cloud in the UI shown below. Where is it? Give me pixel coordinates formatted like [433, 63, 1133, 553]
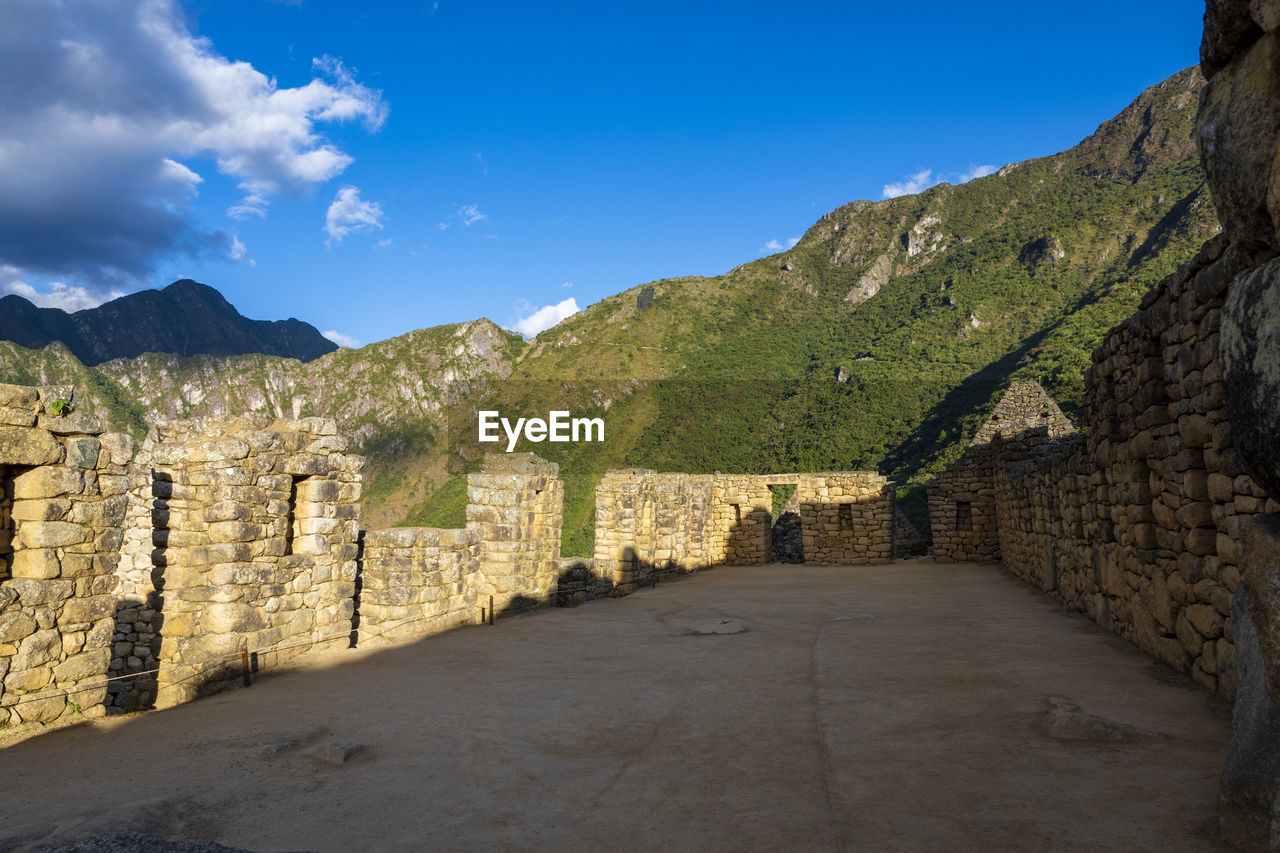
[787, 235, 801, 248]
[474, 152, 489, 174]
[457, 204, 487, 226]
[376, 238, 393, 249]
[0, 0, 387, 295]
[882, 164, 998, 199]
[325, 186, 384, 245]
[759, 239, 783, 254]
[960, 164, 998, 182]
[322, 329, 361, 348]
[561, 281, 573, 288]
[508, 297, 580, 338]
[3, 278, 124, 312]
[883, 169, 937, 199]
[230, 235, 248, 261]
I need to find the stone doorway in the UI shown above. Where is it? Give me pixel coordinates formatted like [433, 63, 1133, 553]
[768, 484, 803, 563]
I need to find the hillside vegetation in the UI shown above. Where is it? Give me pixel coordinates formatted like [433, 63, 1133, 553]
[0, 68, 1218, 554]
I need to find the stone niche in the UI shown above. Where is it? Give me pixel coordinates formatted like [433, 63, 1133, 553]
[0, 383, 132, 727]
[114, 414, 362, 710]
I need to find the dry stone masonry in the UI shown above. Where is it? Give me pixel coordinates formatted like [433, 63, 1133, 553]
[930, 2, 1280, 841]
[0, 418, 572, 728]
[114, 414, 363, 709]
[360, 453, 563, 645]
[594, 469, 894, 591]
[0, 384, 132, 727]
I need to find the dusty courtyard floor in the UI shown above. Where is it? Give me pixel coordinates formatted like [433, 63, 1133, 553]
[0, 560, 1233, 852]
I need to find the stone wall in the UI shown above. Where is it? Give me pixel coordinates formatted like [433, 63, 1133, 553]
[594, 469, 894, 590]
[930, 381, 1077, 562]
[795, 474, 896, 564]
[358, 453, 564, 645]
[930, 289, 1260, 704]
[467, 453, 564, 614]
[359, 527, 479, 645]
[113, 414, 363, 709]
[1196, 1, 1280, 846]
[0, 384, 132, 727]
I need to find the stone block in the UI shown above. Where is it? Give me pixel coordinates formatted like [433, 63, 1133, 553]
[12, 466, 83, 499]
[10, 549, 60, 579]
[0, 612, 37, 645]
[64, 437, 100, 469]
[204, 602, 266, 634]
[52, 647, 110, 683]
[0, 427, 62, 466]
[18, 521, 90, 548]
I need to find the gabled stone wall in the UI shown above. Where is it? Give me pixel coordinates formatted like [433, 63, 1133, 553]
[0, 384, 132, 726]
[929, 293, 1258, 703]
[929, 381, 1076, 562]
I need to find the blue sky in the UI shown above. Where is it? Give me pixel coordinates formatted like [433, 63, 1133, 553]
[1, 0, 1205, 347]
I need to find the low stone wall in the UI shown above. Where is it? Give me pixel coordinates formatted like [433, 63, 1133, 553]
[0, 384, 132, 726]
[358, 453, 564, 644]
[594, 469, 895, 590]
[467, 454, 564, 614]
[359, 527, 479, 645]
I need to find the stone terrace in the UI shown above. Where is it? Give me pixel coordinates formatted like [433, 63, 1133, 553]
[0, 561, 1230, 852]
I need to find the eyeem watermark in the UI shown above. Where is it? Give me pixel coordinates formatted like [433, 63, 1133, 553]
[478, 410, 605, 452]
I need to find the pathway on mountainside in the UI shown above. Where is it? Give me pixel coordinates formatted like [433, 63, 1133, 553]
[0, 561, 1232, 852]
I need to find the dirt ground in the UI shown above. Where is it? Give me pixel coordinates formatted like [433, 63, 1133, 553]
[0, 560, 1234, 852]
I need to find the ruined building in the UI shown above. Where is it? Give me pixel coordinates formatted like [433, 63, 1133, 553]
[929, 1, 1280, 842]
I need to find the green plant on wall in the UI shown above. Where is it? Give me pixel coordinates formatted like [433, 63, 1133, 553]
[50, 398, 70, 417]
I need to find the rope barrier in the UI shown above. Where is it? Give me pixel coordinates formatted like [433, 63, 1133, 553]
[1, 568, 701, 713]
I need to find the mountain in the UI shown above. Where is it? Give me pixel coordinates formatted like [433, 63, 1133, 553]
[0, 67, 1218, 554]
[0, 279, 337, 365]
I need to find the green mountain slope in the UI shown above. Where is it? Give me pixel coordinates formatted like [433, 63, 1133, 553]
[0, 68, 1217, 553]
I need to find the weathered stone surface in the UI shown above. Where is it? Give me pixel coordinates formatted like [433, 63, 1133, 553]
[12, 466, 84, 500]
[203, 602, 267, 635]
[17, 521, 90, 548]
[38, 412, 103, 435]
[1204, 0, 1265, 76]
[1254, 0, 1280, 31]
[64, 437, 101, 469]
[0, 383, 38, 409]
[0, 612, 37, 645]
[13, 628, 61, 671]
[1221, 585, 1280, 849]
[10, 548, 60, 580]
[1197, 33, 1280, 251]
[53, 647, 111, 683]
[0, 427, 62, 466]
[1223, 259, 1280, 497]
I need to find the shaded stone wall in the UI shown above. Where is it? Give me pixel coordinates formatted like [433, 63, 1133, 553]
[0, 384, 131, 726]
[930, 268, 1260, 702]
[1197, 1, 1280, 846]
[594, 469, 894, 590]
[929, 381, 1077, 562]
[114, 415, 363, 709]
